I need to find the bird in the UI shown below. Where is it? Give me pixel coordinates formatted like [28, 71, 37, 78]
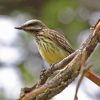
[15, 19, 74, 65]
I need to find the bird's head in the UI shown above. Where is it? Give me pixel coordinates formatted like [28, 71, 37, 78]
[15, 19, 47, 35]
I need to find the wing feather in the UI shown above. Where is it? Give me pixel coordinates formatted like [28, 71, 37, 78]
[48, 29, 74, 54]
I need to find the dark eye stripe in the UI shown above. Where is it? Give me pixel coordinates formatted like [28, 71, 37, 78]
[27, 22, 39, 27]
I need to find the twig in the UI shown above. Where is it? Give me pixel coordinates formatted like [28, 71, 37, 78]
[74, 64, 92, 100]
[85, 70, 100, 86]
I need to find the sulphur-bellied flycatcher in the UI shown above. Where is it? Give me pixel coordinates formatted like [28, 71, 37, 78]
[15, 19, 74, 64]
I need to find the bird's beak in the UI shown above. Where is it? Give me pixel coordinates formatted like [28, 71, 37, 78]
[14, 26, 23, 30]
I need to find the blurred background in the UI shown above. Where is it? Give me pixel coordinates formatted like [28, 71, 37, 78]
[0, 0, 100, 100]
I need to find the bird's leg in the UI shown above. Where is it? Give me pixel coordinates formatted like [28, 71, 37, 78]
[36, 64, 55, 87]
[40, 65, 47, 80]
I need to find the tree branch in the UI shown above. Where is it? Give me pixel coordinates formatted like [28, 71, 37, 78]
[18, 19, 100, 100]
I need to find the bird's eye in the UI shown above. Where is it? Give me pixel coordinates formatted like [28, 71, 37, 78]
[26, 22, 42, 31]
[27, 23, 33, 26]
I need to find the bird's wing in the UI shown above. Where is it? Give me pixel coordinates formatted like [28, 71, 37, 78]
[48, 29, 74, 54]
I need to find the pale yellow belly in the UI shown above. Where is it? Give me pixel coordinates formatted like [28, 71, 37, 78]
[37, 41, 69, 64]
